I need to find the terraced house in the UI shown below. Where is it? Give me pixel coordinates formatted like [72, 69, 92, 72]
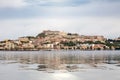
[0, 30, 119, 50]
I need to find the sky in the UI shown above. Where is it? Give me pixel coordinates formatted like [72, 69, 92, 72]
[0, 0, 120, 40]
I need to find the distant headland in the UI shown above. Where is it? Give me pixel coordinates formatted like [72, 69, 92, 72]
[0, 30, 120, 51]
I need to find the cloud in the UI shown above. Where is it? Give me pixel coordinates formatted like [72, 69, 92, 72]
[93, 0, 120, 2]
[26, 0, 120, 7]
[0, 0, 120, 19]
[26, 0, 90, 6]
[0, 0, 119, 8]
[0, 0, 120, 40]
[0, 16, 120, 40]
[0, 0, 27, 8]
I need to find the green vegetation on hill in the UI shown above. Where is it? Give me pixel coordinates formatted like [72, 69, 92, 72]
[0, 30, 120, 50]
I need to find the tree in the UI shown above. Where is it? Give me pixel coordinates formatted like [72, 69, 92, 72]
[36, 33, 46, 38]
[61, 41, 76, 46]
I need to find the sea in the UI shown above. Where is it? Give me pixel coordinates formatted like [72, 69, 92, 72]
[0, 50, 120, 80]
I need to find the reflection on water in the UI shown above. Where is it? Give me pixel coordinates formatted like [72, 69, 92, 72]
[0, 51, 120, 80]
[0, 51, 120, 63]
[0, 51, 120, 70]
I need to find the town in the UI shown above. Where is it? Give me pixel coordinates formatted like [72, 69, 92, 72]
[0, 30, 120, 51]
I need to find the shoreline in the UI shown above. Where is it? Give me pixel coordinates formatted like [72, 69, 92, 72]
[0, 49, 120, 51]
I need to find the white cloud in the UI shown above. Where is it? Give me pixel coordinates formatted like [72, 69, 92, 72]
[34, 1, 120, 17]
[43, 0, 68, 3]
[0, 16, 120, 40]
[0, 0, 118, 9]
[26, 0, 69, 6]
[0, 0, 27, 8]
[0, 0, 120, 40]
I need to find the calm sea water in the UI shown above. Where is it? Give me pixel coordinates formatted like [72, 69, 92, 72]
[0, 50, 120, 63]
[0, 51, 120, 80]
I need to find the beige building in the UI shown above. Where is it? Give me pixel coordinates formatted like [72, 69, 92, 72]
[5, 40, 15, 50]
[18, 37, 29, 43]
